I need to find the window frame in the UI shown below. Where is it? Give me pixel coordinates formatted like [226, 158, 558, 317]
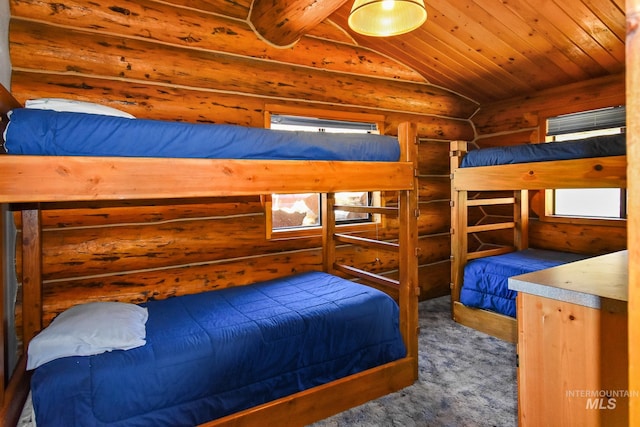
[537, 104, 627, 227]
[263, 105, 387, 239]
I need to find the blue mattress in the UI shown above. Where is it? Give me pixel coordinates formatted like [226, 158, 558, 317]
[459, 249, 590, 317]
[2, 108, 400, 161]
[31, 271, 406, 426]
[460, 134, 625, 168]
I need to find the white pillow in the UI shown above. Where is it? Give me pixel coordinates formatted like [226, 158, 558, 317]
[25, 98, 135, 119]
[27, 302, 148, 370]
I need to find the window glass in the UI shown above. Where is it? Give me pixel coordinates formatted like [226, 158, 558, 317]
[546, 106, 625, 220]
[554, 189, 621, 218]
[270, 192, 371, 230]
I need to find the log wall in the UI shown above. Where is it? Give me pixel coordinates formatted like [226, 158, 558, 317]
[471, 73, 627, 255]
[8, 0, 477, 329]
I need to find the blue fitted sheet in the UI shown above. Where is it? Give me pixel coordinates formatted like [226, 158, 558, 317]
[3, 109, 400, 161]
[459, 249, 590, 317]
[31, 271, 406, 426]
[460, 134, 625, 168]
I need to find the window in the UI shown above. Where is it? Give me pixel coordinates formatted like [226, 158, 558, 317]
[545, 106, 626, 220]
[270, 191, 376, 231]
[265, 106, 385, 238]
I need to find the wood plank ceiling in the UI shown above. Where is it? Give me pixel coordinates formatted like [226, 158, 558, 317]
[248, 0, 627, 104]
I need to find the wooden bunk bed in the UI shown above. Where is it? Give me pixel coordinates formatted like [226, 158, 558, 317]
[450, 139, 626, 342]
[0, 84, 420, 427]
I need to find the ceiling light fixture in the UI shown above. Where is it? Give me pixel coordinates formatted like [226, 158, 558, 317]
[348, 0, 427, 37]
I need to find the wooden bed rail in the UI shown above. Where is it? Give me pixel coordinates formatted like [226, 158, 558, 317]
[452, 156, 627, 191]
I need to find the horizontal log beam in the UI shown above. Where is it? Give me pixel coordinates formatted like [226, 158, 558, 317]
[250, 0, 348, 47]
[11, 71, 474, 141]
[10, 20, 475, 118]
[10, 0, 423, 83]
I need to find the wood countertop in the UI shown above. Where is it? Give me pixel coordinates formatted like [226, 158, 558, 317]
[508, 250, 628, 310]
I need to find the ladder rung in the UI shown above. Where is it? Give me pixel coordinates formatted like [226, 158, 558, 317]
[468, 222, 515, 233]
[334, 233, 399, 252]
[467, 246, 515, 260]
[333, 263, 400, 289]
[333, 205, 398, 217]
[467, 197, 516, 207]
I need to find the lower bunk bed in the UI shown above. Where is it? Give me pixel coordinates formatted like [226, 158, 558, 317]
[27, 271, 406, 427]
[449, 135, 627, 342]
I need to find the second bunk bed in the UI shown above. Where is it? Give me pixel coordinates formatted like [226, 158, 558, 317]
[0, 83, 420, 427]
[450, 135, 626, 342]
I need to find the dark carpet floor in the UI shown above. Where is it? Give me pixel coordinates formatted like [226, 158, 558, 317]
[309, 296, 518, 427]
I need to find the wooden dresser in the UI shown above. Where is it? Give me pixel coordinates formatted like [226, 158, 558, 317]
[508, 250, 628, 427]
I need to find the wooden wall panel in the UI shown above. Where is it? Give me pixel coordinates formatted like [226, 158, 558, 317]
[11, 0, 422, 82]
[418, 177, 449, 201]
[474, 73, 625, 136]
[162, 0, 251, 19]
[7, 0, 470, 343]
[14, 223, 454, 325]
[10, 71, 266, 125]
[416, 202, 450, 236]
[14, 198, 260, 227]
[474, 130, 540, 149]
[20, 249, 325, 328]
[528, 221, 627, 255]
[10, 20, 474, 118]
[418, 139, 453, 175]
[418, 260, 450, 300]
[389, 114, 475, 140]
[11, 72, 475, 141]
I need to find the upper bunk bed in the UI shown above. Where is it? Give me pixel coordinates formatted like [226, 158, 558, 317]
[0, 83, 420, 427]
[0, 94, 415, 203]
[449, 136, 627, 342]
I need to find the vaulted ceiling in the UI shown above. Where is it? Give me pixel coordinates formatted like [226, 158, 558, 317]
[250, 0, 627, 104]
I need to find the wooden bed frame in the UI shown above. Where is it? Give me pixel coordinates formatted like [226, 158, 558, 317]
[0, 84, 420, 427]
[449, 140, 627, 343]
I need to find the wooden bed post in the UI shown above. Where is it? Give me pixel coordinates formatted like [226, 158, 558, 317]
[397, 122, 419, 369]
[514, 189, 529, 250]
[449, 141, 468, 310]
[321, 192, 337, 275]
[21, 208, 43, 345]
